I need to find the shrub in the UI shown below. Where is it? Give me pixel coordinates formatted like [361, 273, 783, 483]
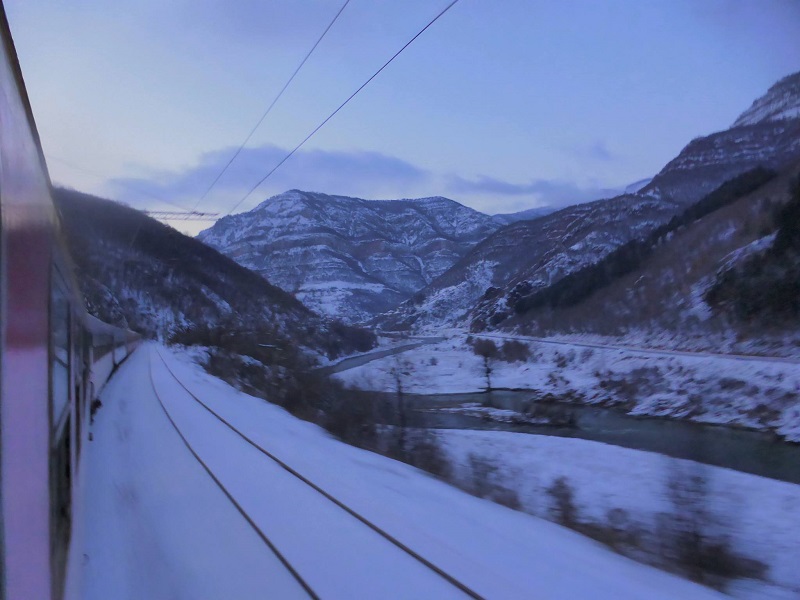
[500, 340, 530, 362]
[659, 463, 767, 587]
[547, 476, 578, 527]
[490, 486, 522, 510]
[405, 430, 452, 479]
[468, 453, 499, 498]
[471, 338, 499, 398]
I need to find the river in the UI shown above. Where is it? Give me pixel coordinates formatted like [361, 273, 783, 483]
[329, 344, 800, 485]
[393, 390, 800, 485]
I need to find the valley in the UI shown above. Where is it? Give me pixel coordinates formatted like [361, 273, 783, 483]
[58, 66, 800, 599]
[334, 329, 800, 443]
[12, 2, 800, 598]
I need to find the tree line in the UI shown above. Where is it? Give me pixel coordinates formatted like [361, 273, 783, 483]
[509, 167, 777, 316]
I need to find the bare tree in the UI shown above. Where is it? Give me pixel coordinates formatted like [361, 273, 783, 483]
[658, 458, 765, 587]
[547, 476, 578, 528]
[388, 355, 414, 457]
[472, 338, 499, 407]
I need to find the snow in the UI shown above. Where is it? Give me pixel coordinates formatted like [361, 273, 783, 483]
[199, 189, 502, 323]
[733, 79, 800, 127]
[439, 429, 800, 598]
[334, 333, 800, 441]
[67, 343, 729, 600]
[716, 233, 776, 273]
[66, 348, 309, 600]
[421, 402, 549, 425]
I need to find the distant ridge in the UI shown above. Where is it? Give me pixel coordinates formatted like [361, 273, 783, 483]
[378, 71, 800, 332]
[53, 187, 372, 358]
[198, 189, 504, 323]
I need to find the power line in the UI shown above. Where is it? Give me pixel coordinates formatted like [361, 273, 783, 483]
[193, 0, 352, 211]
[46, 154, 193, 212]
[143, 210, 219, 221]
[224, 0, 461, 217]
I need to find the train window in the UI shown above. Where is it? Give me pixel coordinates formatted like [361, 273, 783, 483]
[50, 424, 72, 599]
[51, 269, 71, 432]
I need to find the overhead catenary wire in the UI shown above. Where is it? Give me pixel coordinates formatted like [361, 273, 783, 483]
[47, 153, 206, 251]
[46, 153, 194, 213]
[192, 0, 352, 211]
[224, 0, 462, 217]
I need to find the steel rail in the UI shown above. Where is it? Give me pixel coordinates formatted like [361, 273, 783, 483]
[154, 348, 485, 600]
[146, 352, 320, 600]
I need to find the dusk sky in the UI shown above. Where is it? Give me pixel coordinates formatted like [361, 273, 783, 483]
[6, 0, 800, 230]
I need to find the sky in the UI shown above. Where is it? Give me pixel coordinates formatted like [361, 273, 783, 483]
[5, 0, 800, 233]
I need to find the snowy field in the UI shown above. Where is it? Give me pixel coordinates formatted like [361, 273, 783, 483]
[439, 430, 800, 599]
[66, 343, 732, 600]
[335, 333, 800, 441]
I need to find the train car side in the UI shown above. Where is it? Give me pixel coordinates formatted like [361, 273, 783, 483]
[0, 5, 140, 599]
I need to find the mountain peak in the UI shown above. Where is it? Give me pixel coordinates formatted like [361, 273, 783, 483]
[198, 191, 503, 323]
[254, 189, 311, 208]
[733, 70, 800, 128]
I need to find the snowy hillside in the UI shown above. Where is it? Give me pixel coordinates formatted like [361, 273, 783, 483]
[198, 190, 503, 323]
[379, 193, 681, 331]
[733, 71, 800, 128]
[54, 188, 371, 359]
[473, 166, 791, 339]
[380, 71, 800, 332]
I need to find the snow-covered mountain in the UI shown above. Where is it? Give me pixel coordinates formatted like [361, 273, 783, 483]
[54, 188, 373, 359]
[733, 71, 800, 127]
[479, 165, 795, 343]
[379, 71, 800, 332]
[198, 190, 503, 323]
[624, 177, 653, 194]
[379, 193, 680, 330]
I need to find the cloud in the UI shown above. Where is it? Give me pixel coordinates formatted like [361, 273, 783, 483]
[583, 140, 614, 161]
[564, 140, 615, 162]
[447, 175, 621, 207]
[108, 143, 622, 218]
[110, 144, 431, 212]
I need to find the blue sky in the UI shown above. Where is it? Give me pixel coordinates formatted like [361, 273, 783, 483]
[6, 0, 800, 226]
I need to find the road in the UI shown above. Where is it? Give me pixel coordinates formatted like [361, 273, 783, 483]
[475, 332, 800, 366]
[319, 336, 445, 375]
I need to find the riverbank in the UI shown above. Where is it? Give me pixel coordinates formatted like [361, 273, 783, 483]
[334, 334, 800, 442]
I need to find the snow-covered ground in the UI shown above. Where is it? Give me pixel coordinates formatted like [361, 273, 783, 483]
[439, 430, 800, 599]
[66, 343, 732, 600]
[335, 333, 800, 441]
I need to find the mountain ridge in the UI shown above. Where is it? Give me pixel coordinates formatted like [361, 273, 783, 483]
[198, 189, 505, 322]
[378, 70, 800, 332]
[53, 187, 374, 360]
[733, 71, 800, 128]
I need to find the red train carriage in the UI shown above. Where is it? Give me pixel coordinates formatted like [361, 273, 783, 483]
[0, 5, 139, 599]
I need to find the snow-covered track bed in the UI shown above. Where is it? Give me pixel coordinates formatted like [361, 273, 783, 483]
[146, 353, 318, 598]
[149, 348, 482, 600]
[70, 343, 728, 600]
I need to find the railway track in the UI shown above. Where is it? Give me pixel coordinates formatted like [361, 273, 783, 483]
[147, 348, 484, 600]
